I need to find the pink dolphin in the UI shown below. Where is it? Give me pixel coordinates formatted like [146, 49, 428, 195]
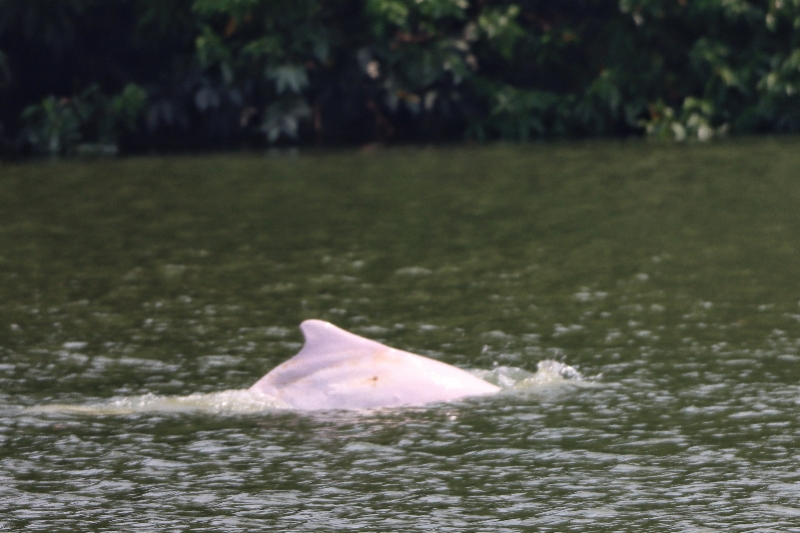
[249, 319, 500, 410]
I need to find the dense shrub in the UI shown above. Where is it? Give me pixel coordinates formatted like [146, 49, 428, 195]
[0, 0, 799, 155]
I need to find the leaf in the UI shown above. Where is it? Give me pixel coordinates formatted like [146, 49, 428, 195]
[266, 65, 309, 94]
[261, 97, 311, 141]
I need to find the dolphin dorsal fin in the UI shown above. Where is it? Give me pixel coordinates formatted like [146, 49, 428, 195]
[294, 319, 388, 363]
[251, 320, 395, 389]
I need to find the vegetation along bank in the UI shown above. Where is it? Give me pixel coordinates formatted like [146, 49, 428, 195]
[1, 0, 799, 156]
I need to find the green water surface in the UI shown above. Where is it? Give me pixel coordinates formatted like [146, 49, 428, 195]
[2, 139, 800, 531]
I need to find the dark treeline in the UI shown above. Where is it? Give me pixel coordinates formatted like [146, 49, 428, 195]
[1, 0, 799, 157]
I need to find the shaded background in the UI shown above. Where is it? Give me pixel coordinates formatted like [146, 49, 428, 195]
[1, 0, 800, 157]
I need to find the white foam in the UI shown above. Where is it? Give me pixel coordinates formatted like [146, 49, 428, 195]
[27, 390, 288, 416]
[475, 359, 590, 390]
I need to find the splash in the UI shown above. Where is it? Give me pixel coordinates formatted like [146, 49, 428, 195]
[475, 359, 590, 391]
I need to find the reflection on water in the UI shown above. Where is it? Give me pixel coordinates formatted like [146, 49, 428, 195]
[2, 140, 800, 531]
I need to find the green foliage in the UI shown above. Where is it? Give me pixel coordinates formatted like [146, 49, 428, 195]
[467, 84, 565, 141]
[112, 84, 149, 131]
[20, 94, 89, 156]
[477, 5, 523, 59]
[641, 97, 728, 142]
[2, 0, 800, 154]
[185, 0, 334, 141]
[261, 97, 311, 142]
[20, 84, 148, 156]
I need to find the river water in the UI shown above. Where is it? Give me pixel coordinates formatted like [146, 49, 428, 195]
[2, 140, 800, 531]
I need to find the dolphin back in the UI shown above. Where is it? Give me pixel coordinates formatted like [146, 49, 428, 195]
[249, 319, 500, 410]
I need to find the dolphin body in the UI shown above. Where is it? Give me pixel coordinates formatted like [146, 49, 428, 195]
[249, 319, 500, 410]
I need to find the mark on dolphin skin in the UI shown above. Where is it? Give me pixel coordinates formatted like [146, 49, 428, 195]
[366, 375, 379, 386]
